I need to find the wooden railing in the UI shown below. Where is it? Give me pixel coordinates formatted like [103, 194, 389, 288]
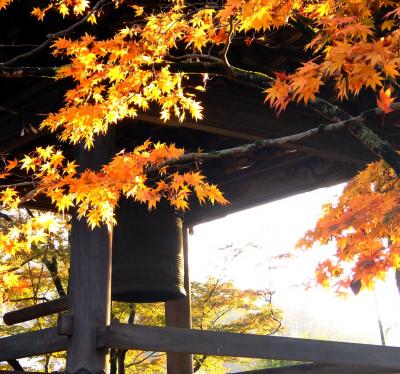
[1, 312, 400, 373]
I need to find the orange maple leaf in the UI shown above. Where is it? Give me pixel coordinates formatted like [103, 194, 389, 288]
[5, 158, 18, 171]
[377, 88, 395, 114]
[264, 77, 291, 115]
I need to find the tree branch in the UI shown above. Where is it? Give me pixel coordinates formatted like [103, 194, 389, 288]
[0, 66, 60, 79]
[125, 351, 163, 368]
[221, 17, 235, 70]
[0, 187, 40, 213]
[0, 0, 110, 66]
[193, 354, 207, 373]
[0, 105, 18, 115]
[3, 249, 50, 273]
[168, 54, 222, 63]
[43, 254, 66, 298]
[146, 104, 400, 174]
[7, 359, 24, 371]
[350, 121, 400, 175]
[0, 181, 36, 189]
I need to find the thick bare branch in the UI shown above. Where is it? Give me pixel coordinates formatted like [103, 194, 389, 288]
[43, 255, 67, 298]
[146, 103, 400, 174]
[0, 66, 59, 79]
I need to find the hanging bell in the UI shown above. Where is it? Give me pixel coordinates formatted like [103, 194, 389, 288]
[111, 198, 186, 303]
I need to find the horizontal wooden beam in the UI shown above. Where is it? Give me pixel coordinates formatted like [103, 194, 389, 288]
[3, 297, 68, 325]
[97, 323, 400, 371]
[0, 328, 67, 361]
[231, 363, 399, 373]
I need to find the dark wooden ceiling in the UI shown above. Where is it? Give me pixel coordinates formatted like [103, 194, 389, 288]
[1, 1, 400, 225]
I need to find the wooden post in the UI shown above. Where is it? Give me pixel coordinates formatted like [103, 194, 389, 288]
[66, 134, 114, 374]
[165, 227, 193, 374]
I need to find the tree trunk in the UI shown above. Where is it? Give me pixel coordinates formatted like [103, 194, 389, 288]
[117, 351, 126, 374]
[116, 304, 135, 374]
[395, 269, 400, 296]
[110, 350, 117, 374]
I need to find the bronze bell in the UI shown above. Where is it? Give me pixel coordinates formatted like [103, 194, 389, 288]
[111, 198, 186, 303]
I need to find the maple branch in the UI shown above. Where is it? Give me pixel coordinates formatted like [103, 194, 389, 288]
[168, 54, 222, 63]
[0, 66, 59, 79]
[0, 181, 36, 189]
[221, 16, 235, 70]
[162, 61, 400, 172]
[0, 187, 40, 213]
[0, 0, 109, 66]
[3, 249, 50, 273]
[350, 121, 400, 176]
[0, 105, 18, 115]
[0, 44, 40, 48]
[147, 103, 400, 174]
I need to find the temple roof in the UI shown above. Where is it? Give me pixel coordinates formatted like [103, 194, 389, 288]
[1, 1, 399, 224]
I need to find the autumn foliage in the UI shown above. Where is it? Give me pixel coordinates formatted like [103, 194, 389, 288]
[298, 160, 400, 294]
[0, 0, 399, 292]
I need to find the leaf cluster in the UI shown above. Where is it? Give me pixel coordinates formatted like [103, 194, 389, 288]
[298, 159, 400, 293]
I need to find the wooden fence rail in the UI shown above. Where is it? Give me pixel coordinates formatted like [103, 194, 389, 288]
[0, 371, 63, 374]
[232, 363, 400, 374]
[97, 323, 400, 371]
[2, 321, 400, 373]
[0, 328, 67, 361]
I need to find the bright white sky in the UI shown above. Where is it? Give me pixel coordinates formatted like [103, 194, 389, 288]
[188, 184, 400, 346]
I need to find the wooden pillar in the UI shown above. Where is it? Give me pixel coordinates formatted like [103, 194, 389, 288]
[67, 134, 114, 374]
[165, 227, 193, 374]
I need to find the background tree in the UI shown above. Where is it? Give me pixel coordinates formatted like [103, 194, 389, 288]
[0, 212, 284, 373]
[298, 159, 400, 295]
[0, 209, 69, 372]
[105, 278, 283, 374]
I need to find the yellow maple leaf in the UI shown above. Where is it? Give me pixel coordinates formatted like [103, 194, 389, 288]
[381, 19, 396, 31]
[107, 66, 125, 83]
[206, 184, 229, 205]
[1, 187, 17, 205]
[20, 155, 38, 172]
